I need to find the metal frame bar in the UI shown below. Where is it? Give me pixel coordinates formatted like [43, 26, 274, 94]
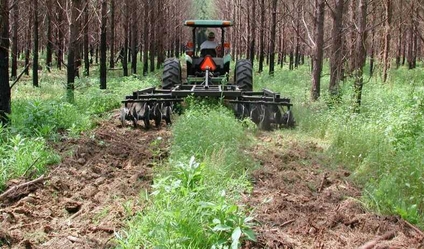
[122, 85, 293, 107]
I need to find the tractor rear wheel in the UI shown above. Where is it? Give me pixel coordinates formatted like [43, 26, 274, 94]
[162, 58, 181, 89]
[235, 59, 253, 91]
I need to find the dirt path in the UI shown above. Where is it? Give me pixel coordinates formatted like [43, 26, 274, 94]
[245, 134, 424, 248]
[0, 119, 170, 248]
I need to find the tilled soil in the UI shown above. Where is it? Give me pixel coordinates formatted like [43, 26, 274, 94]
[1, 116, 423, 249]
[0, 119, 170, 249]
[245, 134, 424, 248]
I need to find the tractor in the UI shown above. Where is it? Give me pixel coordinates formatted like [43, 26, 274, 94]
[121, 20, 295, 130]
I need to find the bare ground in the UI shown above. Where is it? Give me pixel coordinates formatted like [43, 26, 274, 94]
[0, 118, 170, 249]
[244, 133, 424, 249]
[1, 115, 423, 249]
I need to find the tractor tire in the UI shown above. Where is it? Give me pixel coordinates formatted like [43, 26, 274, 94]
[162, 58, 181, 89]
[235, 59, 253, 91]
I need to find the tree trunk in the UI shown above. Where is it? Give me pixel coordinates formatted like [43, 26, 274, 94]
[269, 0, 277, 76]
[33, 0, 39, 87]
[11, 1, 18, 79]
[156, 0, 164, 69]
[382, 0, 392, 82]
[0, 0, 10, 124]
[100, 0, 107, 89]
[131, 1, 138, 75]
[46, 0, 53, 72]
[109, 0, 115, 69]
[149, 1, 156, 73]
[353, 0, 368, 113]
[57, 0, 64, 70]
[67, 0, 81, 103]
[348, 0, 357, 75]
[369, 29, 375, 77]
[258, 0, 265, 73]
[142, 0, 149, 76]
[407, 2, 415, 69]
[289, 50, 294, 70]
[311, 0, 325, 101]
[123, 0, 129, 76]
[83, 0, 90, 76]
[329, 0, 344, 97]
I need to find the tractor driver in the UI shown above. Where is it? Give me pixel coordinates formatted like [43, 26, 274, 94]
[200, 31, 218, 56]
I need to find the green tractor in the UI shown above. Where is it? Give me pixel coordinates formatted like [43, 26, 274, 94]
[121, 20, 294, 130]
[162, 20, 252, 91]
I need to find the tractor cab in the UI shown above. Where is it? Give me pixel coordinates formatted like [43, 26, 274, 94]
[183, 20, 233, 84]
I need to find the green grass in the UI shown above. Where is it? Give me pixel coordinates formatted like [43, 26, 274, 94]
[117, 102, 257, 248]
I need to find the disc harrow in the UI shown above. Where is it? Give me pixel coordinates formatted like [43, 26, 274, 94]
[120, 85, 295, 130]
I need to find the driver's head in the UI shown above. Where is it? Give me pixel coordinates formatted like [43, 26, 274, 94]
[208, 32, 215, 40]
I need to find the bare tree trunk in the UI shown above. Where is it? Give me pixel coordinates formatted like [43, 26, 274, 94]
[353, 0, 368, 113]
[258, 0, 265, 73]
[68, 0, 81, 103]
[0, 0, 10, 124]
[142, 0, 149, 76]
[33, 0, 39, 87]
[382, 0, 392, 82]
[269, 0, 277, 75]
[156, 0, 163, 69]
[407, 2, 415, 69]
[329, 0, 344, 97]
[289, 50, 294, 70]
[123, 0, 129, 76]
[100, 0, 107, 89]
[109, 0, 115, 69]
[131, 1, 138, 74]
[369, 28, 375, 77]
[348, 0, 357, 75]
[11, 1, 18, 79]
[57, 0, 64, 70]
[396, 0, 402, 69]
[83, 0, 90, 76]
[294, 11, 301, 69]
[149, 1, 156, 73]
[311, 0, 325, 101]
[46, 0, 53, 72]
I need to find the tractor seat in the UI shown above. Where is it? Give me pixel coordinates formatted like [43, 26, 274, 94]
[200, 48, 217, 57]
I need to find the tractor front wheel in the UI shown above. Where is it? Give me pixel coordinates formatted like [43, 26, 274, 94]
[235, 59, 253, 91]
[162, 58, 181, 89]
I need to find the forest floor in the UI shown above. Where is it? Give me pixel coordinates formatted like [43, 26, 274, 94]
[1, 113, 423, 248]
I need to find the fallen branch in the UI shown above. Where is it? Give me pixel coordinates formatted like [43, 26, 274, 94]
[10, 64, 30, 89]
[404, 220, 424, 237]
[280, 219, 295, 228]
[0, 175, 49, 201]
[357, 230, 396, 249]
[90, 226, 115, 233]
[22, 157, 40, 177]
[318, 172, 328, 192]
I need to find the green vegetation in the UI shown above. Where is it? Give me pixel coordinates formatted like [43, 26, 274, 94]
[117, 101, 257, 248]
[0, 71, 157, 190]
[256, 62, 424, 228]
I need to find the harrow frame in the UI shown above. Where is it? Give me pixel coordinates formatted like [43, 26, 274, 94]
[121, 84, 295, 130]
